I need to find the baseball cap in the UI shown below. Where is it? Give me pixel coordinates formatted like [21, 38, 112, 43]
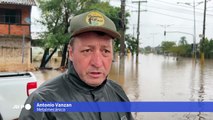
[68, 10, 121, 39]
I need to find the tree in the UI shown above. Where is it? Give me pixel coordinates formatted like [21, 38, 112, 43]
[209, 39, 213, 58]
[144, 46, 152, 53]
[201, 38, 213, 58]
[37, 0, 102, 68]
[161, 41, 176, 53]
[178, 36, 187, 45]
[165, 37, 191, 57]
[177, 36, 191, 57]
[125, 34, 137, 54]
[37, 0, 130, 69]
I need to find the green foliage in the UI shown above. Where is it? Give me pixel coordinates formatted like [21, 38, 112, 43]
[113, 39, 120, 53]
[37, 0, 101, 48]
[125, 34, 137, 54]
[113, 34, 137, 54]
[160, 36, 192, 57]
[37, 0, 74, 68]
[169, 36, 191, 56]
[37, 0, 130, 51]
[144, 46, 152, 53]
[40, 32, 70, 48]
[200, 38, 213, 58]
[202, 38, 210, 54]
[178, 36, 188, 45]
[77, 2, 130, 32]
[161, 41, 176, 53]
[170, 44, 191, 56]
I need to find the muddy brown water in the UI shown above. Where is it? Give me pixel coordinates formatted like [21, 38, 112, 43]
[32, 54, 213, 120]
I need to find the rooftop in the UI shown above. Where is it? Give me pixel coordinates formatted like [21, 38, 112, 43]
[0, 0, 36, 6]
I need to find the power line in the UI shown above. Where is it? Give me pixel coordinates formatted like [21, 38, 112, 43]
[126, 4, 213, 23]
[150, 0, 184, 7]
[126, 4, 213, 17]
[147, 10, 203, 22]
[144, 4, 213, 16]
[151, 0, 213, 13]
[150, 0, 212, 11]
[128, 0, 213, 16]
[127, 23, 202, 29]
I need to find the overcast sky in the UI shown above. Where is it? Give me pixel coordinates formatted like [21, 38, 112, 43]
[31, 0, 213, 47]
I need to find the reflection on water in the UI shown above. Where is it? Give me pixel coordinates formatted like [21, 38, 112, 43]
[33, 70, 64, 86]
[108, 53, 213, 120]
[33, 54, 213, 120]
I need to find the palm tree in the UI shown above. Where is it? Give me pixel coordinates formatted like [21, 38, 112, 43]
[179, 36, 188, 45]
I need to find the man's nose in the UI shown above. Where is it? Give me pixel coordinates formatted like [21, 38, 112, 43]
[91, 51, 103, 68]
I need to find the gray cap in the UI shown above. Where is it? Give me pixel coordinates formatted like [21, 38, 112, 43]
[68, 10, 121, 39]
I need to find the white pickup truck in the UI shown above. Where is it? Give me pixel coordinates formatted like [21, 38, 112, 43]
[0, 72, 37, 120]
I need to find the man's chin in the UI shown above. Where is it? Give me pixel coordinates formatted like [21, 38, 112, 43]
[86, 79, 105, 87]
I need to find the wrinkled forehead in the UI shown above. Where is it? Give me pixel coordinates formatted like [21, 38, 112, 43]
[69, 31, 113, 46]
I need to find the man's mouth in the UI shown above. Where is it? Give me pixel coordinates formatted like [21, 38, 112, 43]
[88, 72, 102, 78]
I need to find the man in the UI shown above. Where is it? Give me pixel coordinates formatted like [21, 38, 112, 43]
[19, 10, 133, 120]
[0, 113, 2, 120]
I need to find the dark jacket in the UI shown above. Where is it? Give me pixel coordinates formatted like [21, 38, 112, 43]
[0, 113, 2, 120]
[19, 62, 133, 120]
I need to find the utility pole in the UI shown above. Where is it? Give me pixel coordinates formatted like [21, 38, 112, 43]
[132, 0, 147, 57]
[201, 0, 207, 64]
[133, 24, 135, 37]
[177, 1, 204, 62]
[193, 0, 197, 61]
[120, 0, 126, 56]
[22, 28, 25, 64]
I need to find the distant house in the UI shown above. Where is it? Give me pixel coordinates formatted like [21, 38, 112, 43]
[0, 0, 36, 71]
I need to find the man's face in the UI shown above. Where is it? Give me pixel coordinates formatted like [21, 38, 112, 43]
[69, 32, 113, 87]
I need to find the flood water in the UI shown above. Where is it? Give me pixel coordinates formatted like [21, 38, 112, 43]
[32, 53, 213, 120]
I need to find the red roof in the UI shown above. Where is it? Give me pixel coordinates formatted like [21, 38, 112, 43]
[0, 0, 36, 6]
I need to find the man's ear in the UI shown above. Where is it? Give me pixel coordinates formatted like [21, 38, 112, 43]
[68, 45, 73, 61]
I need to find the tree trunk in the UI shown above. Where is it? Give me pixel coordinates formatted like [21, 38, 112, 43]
[59, 8, 69, 68]
[60, 43, 68, 67]
[45, 47, 57, 65]
[40, 48, 49, 68]
[39, 48, 57, 69]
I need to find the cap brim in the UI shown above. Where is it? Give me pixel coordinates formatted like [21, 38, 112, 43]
[71, 26, 121, 39]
